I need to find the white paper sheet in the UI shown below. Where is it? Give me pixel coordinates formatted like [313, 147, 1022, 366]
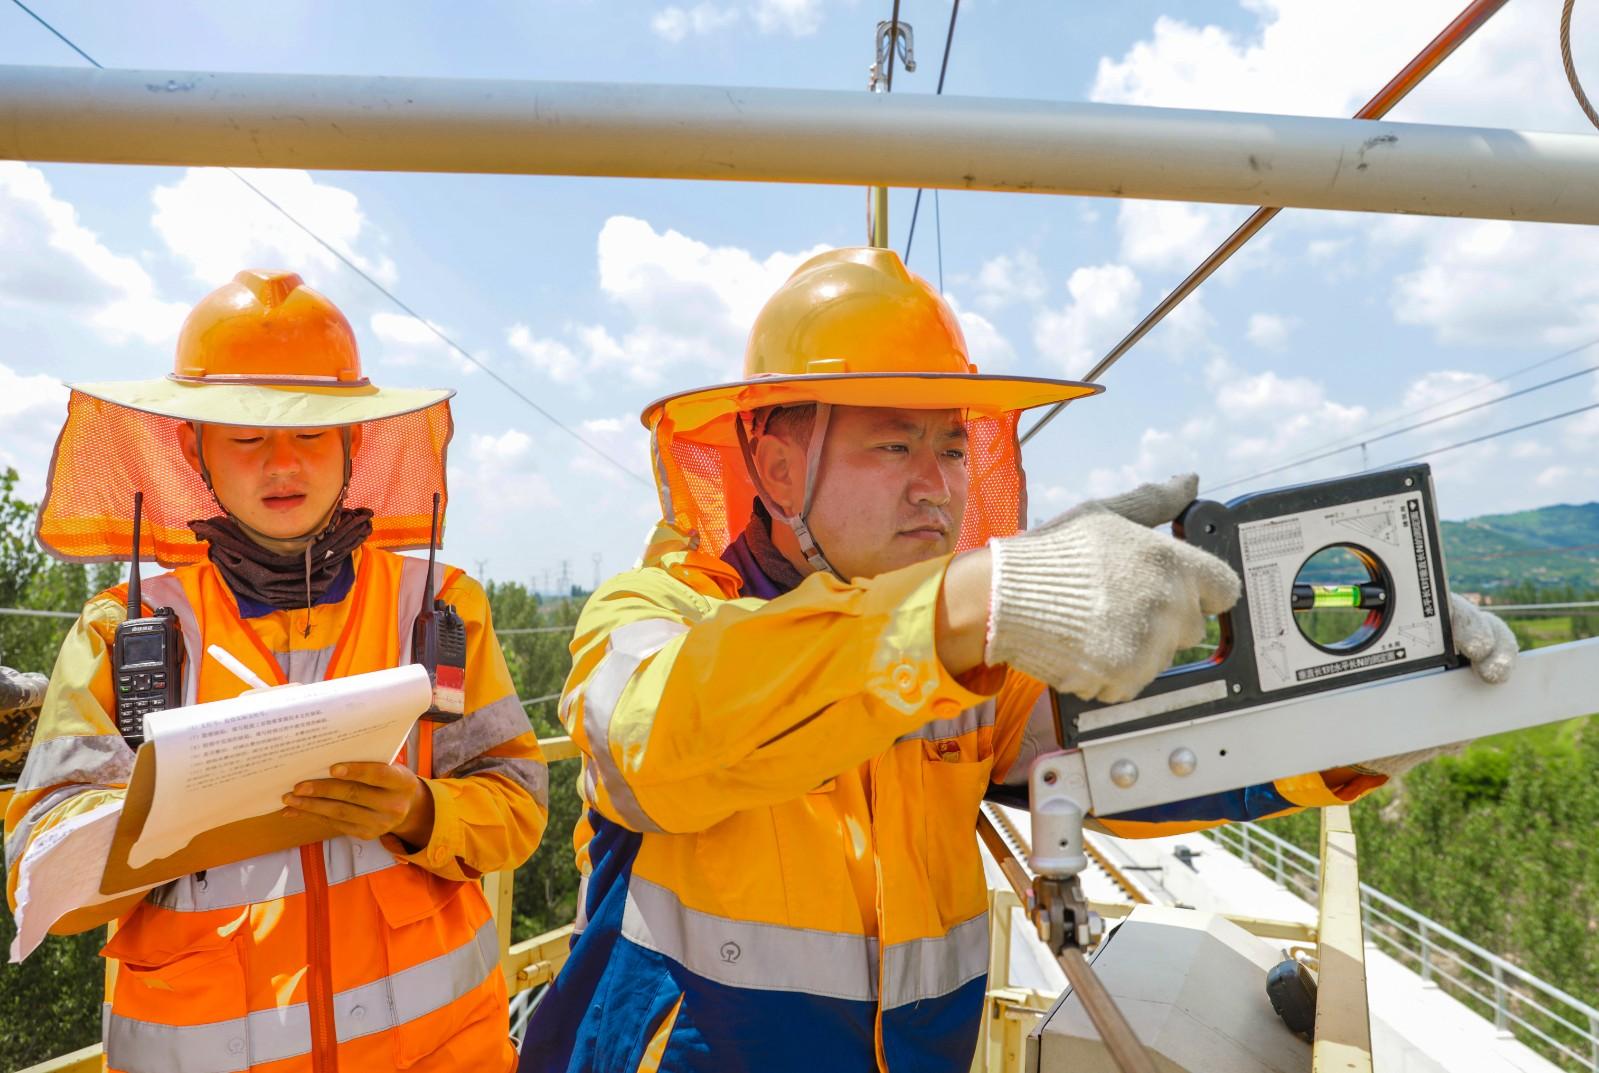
[127, 664, 430, 869]
[9, 800, 151, 963]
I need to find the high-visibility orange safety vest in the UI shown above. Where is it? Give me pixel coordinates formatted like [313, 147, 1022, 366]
[5, 546, 547, 1073]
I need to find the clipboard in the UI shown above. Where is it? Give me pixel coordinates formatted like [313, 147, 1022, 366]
[99, 741, 344, 895]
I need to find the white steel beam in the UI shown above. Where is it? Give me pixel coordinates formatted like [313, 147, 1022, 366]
[2, 66, 1599, 224]
[1081, 637, 1599, 814]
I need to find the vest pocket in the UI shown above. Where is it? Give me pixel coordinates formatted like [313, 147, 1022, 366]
[102, 909, 249, 1038]
[369, 863, 498, 1068]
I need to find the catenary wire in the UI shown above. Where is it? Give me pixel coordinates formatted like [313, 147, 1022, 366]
[1390, 400, 1599, 465]
[904, 0, 961, 265]
[1210, 335, 1599, 492]
[884, 0, 904, 91]
[8, 0, 652, 489]
[1018, 0, 1511, 448]
[1203, 361, 1599, 495]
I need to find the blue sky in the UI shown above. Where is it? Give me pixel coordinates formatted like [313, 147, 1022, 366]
[2, 0, 1597, 588]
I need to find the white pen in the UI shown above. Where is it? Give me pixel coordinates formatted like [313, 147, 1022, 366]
[206, 644, 274, 692]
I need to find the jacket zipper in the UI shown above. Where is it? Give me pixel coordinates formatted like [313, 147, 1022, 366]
[301, 843, 339, 1073]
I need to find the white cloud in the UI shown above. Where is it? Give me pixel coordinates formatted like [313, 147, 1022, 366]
[0, 361, 70, 493]
[751, 0, 822, 35]
[1116, 201, 1236, 271]
[1245, 312, 1298, 350]
[1032, 264, 1141, 377]
[653, 0, 819, 39]
[1390, 221, 1599, 348]
[151, 168, 396, 290]
[946, 297, 1017, 371]
[971, 251, 1046, 311]
[569, 415, 652, 487]
[514, 216, 825, 386]
[1535, 465, 1572, 488]
[506, 325, 583, 384]
[0, 163, 187, 345]
[455, 428, 558, 513]
[651, 3, 740, 41]
[369, 312, 478, 375]
[1088, 1, 1583, 129]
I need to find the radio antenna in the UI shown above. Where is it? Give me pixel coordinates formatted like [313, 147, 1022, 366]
[127, 491, 144, 617]
[423, 492, 441, 602]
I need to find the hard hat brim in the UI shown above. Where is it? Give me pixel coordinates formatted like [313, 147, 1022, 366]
[71, 377, 455, 428]
[642, 372, 1103, 441]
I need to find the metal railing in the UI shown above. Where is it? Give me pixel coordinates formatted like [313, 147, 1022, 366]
[1209, 821, 1599, 1072]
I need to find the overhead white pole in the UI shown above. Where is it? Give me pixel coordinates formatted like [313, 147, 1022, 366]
[2, 66, 1599, 224]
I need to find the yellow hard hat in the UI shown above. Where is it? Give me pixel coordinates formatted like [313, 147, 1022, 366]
[640, 247, 1102, 563]
[37, 270, 455, 566]
[643, 247, 1098, 437]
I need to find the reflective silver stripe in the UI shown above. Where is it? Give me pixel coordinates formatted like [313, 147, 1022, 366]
[881, 912, 990, 1009]
[573, 871, 591, 935]
[105, 919, 498, 1073]
[650, 430, 675, 524]
[272, 644, 336, 687]
[5, 782, 116, 865]
[16, 732, 132, 791]
[1000, 689, 1058, 786]
[622, 875, 878, 1002]
[397, 555, 452, 662]
[895, 699, 998, 746]
[105, 1011, 252, 1073]
[432, 694, 533, 776]
[144, 838, 398, 912]
[579, 618, 686, 833]
[140, 574, 201, 706]
[453, 753, 549, 808]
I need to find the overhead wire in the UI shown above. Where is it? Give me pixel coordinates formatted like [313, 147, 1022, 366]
[884, 0, 904, 90]
[1391, 399, 1599, 465]
[7, 0, 651, 489]
[1212, 335, 1599, 491]
[1018, 0, 1512, 448]
[1203, 360, 1599, 495]
[904, 0, 961, 267]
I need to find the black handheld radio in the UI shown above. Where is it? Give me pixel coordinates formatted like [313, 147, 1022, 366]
[411, 492, 467, 722]
[112, 492, 185, 748]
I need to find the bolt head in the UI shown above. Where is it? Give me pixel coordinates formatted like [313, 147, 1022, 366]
[1109, 759, 1139, 788]
[1169, 747, 1198, 776]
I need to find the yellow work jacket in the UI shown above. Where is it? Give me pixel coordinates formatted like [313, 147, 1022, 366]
[519, 525, 1380, 1073]
[4, 545, 548, 1073]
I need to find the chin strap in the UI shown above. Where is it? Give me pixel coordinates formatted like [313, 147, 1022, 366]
[735, 403, 840, 579]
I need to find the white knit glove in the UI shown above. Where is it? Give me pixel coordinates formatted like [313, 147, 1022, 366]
[984, 474, 1242, 703]
[1355, 595, 1520, 777]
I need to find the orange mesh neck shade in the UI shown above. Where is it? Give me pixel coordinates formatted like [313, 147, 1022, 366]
[36, 391, 454, 567]
[652, 410, 1026, 559]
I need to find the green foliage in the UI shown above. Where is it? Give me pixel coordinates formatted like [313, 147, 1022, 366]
[1442, 502, 1599, 591]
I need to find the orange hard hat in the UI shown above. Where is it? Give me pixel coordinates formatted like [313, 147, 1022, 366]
[639, 247, 1102, 563]
[174, 269, 363, 384]
[37, 270, 456, 566]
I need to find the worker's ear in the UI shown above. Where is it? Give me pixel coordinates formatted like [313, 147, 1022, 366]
[752, 433, 803, 517]
[348, 424, 364, 456]
[178, 422, 204, 476]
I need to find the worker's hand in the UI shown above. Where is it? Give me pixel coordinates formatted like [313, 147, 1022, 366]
[282, 761, 435, 847]
[984, 474, 1241, 703]
[1448, 592, 1518, 685]
[1353, 596, 1519, 778]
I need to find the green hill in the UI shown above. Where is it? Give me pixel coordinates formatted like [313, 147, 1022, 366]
[1442, 502, 1599, 592]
